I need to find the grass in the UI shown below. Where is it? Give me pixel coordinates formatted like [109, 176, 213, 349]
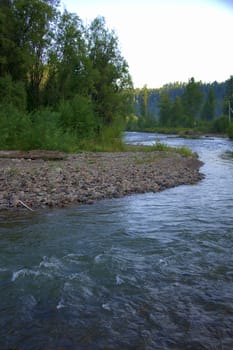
[69, 132, 196, 159]
[76, 138, 195, 158]
[124, 142, 195, 158]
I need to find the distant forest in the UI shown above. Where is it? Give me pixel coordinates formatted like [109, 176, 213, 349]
[129, 77, 233, 137]
[135, 81, 226, 118]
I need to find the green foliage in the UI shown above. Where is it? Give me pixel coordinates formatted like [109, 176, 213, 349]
[2, 0, 232, 151]
[79, 117, 126, 152]
[211, 115, 229, 133]
[126, 114, 139, 131]
[87, 16, 133, 125]
[159, 92, 172, 126]
[140, 85, 149, 118]
[0, 75, 26, 110]
[225, 76, 233, 105]
[158, 91, 194, 129]
[150, 142, 193, 157]
[0, 0, 24, 79]
[174, 145, 196, 157]
[170, 96, 183, 127]
[0, 104, 77, 151]
[59, 95, 97, 139]
[228, 123, 233, 139]
[134, 80, 226, 130]
[133, 77, 230, 133]
[125, 142, 194, 157]
[24, 109, 77, 151]
[0, 104, 30, 149]
[0, 2, 133, 151]
[182, 77, 203, 119]
[0, 0, 58, 109]
[201, 88, 215, 121]
[43, 10, 88, 105]
[223, 76, 233, 119]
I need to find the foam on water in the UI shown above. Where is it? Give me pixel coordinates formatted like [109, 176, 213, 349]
[39, 256, 64, 270]
[11, 268, 49, 282]
[56, 298, 65, 310]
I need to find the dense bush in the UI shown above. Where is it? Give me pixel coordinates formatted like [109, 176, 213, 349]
[59, 95, 98, 140]
[0, 104, 30, 149]
[0, 102, 127, 152]
[0, 76, 27, 111]
[26, 109, 79, 151]
[0, 105, 78, 151]
[211, 115, 229, 133]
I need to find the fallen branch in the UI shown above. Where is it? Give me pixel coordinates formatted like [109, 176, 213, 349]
[16, 199, 34, 212]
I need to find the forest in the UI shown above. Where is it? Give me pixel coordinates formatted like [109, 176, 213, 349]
[0, 0, 133, 151]
[129, 77, 233, 138]
[0, 0, 232, 153]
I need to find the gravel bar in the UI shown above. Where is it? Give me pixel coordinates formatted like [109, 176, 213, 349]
[0, 150, 204, 210]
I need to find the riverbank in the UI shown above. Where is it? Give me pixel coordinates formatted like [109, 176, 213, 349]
[0, 150, 204, 210]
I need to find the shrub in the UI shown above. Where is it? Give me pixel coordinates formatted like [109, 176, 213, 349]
[0, 104, 30, 149]
[23, 109, 78, 151]
[0, 105, 78, 151]
[212, 115, 229, 133]
[59, 95, 97, 140]
[0, 75, 27, 111]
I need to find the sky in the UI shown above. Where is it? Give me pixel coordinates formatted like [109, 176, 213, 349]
[61, 0, 233, 88]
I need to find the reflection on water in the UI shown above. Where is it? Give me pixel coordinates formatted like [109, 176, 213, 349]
[0, 132, 233, 349]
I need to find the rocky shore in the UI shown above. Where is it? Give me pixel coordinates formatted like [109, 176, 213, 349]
[0, 150, 204, 211]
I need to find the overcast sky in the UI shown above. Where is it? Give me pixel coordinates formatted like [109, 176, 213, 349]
[61, 0, 233, 88]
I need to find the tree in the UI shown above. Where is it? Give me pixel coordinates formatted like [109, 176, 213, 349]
[1, 0, 59, 109]
[43, 10, 87, 105]
[16, 0, 58, 109]
[87, 16, 133, 126]
[0, 0, 23, 79]
[170, 96, 184, 127]
[140, 84, 148, 118]
[224, 75, 233, 121]
[201, 87, 215, 121]
[59, 94, 96, 139]
[136, 85, 156, 128]
[182, 77, 203, 119]
[159, 92, 172, 126]
[0, 75, 26, 110]
[226, 75, 233, 102]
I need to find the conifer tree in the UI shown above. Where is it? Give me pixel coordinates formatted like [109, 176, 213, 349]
[182, 77, 203, 119]
[201, 88, 215, 121]
[159, 92, 172, 126]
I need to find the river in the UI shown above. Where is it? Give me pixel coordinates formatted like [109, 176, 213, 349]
[0, 132, 233, 350]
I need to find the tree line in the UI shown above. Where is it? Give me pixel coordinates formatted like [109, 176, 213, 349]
[129, 77, 233, 138]
[0, 0, 133, 151]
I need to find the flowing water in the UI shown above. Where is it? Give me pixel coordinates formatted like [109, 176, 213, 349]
[0, 132, 233, 350]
